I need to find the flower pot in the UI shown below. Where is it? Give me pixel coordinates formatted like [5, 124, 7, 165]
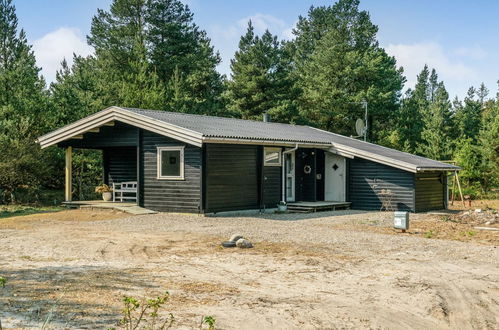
[277, 204, 287, 212]
[102, 192, 112, 201]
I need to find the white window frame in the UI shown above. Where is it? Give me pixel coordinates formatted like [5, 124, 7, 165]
[157, 146, 185, 180]
[264, 147, 282, 167]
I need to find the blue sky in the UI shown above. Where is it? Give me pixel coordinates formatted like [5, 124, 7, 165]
[14, 0, 499, 100]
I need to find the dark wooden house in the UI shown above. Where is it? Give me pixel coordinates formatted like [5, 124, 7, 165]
[37, 106, 460, 213]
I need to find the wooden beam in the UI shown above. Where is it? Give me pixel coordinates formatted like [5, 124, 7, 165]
[71, 135, 84, 139]
[65, 147, 72, 202]
[88, 128, 100, 133]
[456, 172, 465, 207]
[103, 121, 115, 126]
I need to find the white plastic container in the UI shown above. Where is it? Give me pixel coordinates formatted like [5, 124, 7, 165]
[394, 211, 409, 230]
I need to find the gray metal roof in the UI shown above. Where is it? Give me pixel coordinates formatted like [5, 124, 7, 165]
[124, 107, 459, 172]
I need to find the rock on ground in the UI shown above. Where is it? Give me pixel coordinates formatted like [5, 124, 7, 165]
[229, 234, 244, 242]
[235, 238, 253, 248]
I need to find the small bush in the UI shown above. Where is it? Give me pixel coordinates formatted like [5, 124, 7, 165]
[119, 292, 174, 330]
[202, 316, 216, 330]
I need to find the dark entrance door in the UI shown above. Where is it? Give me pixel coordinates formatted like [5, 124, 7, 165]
[295, 148, 316, 202]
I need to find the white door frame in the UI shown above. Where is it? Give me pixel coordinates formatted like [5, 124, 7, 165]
[284, 152, 295, 202]
[324, 152, 346, 202]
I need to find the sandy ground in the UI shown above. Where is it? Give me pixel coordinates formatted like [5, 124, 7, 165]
[0, 209, 498, 329]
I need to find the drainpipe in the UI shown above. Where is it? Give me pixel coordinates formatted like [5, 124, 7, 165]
[281, 143, 299, 202]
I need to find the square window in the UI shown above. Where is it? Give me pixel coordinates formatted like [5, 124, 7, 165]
[157, 146, 184, 180]
[264, 147, 282, 166]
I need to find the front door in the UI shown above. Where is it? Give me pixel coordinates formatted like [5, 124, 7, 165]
[285, 152, 295, 202]
[324, 153, 346, 201]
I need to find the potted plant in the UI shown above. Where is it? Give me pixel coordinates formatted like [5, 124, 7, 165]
[95, 184, 113, 201]
[277, 201, 287, 212]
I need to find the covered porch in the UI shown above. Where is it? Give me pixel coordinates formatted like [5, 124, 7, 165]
[61, 121, 142, 208]
[282, 147, 352, 206]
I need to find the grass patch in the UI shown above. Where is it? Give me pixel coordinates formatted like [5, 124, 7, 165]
[460, 230, 477, 237]
[0, 205, 64, 219]
[424, 230, 436, 238]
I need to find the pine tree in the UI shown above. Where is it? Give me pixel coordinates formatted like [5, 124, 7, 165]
[227, 22, 298, 122]
[397, 88, 423, 153]
[0, 0, 51, 202]
[293, 0, 404, 141]
[477, 92, 499, 191]
[411, 65, 431, 120]
[88, 0, 224, 114]
[49, 56, 105, 128]
[88, 0, 147, 75]
[455, 87, 483, 142]
[453, 138, 482, 191]
[116, 36, 165, 109]
[417, 81, 452, 160]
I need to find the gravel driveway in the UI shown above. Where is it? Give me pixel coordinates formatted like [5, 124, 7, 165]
[0, 209, 497, 329]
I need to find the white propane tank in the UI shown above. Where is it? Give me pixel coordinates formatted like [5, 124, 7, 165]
[394, 211, 409, 232]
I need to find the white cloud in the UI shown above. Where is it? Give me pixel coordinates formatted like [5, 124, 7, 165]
[385, 42, 476, 90]
[282, 26, 295, 41]
[237, 13, 286, 34]
[454, 46, 488, 60]
[33, 27, 93, 83]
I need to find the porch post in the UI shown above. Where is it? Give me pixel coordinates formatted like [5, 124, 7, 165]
[65, 146, 72, 202]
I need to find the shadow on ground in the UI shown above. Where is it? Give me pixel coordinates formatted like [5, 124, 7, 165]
[209, 209, 368, 221]
[0, 265, 159, 328]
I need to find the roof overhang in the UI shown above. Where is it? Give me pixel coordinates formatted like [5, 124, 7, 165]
[37, 106, 461, 173]
[416, 167, 460, 172]
[202, 137, 458, 173]
[36, 106, 204, 148]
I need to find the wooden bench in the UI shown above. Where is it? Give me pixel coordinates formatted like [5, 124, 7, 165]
[112, 181, 137, 202]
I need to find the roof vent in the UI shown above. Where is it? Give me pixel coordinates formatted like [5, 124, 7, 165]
[263, 112, 270, 123]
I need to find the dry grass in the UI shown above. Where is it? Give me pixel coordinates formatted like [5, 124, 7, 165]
[448, 199, 499, 211]
[320, 210, 499, 245]
[0, 208, 127, 229]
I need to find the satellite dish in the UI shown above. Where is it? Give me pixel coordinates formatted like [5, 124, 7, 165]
[355, 119, 365, 137]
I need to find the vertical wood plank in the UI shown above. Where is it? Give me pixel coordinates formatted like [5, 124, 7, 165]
[65, 146, 72, 202]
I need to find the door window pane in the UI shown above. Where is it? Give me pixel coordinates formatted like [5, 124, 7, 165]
[285, 153, 293, 174]
[286, 177, 293, 196]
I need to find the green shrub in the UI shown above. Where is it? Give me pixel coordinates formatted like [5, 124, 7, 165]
[119, 292, 174, 330]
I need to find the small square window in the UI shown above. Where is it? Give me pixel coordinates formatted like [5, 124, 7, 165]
[264, 147, 282, 166]
[157, 146, 184, 180]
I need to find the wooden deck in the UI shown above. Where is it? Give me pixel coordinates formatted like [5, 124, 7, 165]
[287, 201, 351, 213]
[62, 200, 157, 215]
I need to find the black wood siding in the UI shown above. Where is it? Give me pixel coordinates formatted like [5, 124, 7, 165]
[348, 158, 415, 211]
[59, 122, 138, 149]
[415, 172, 445, 212]
[263, 166, 281, 208]
[205, 144, 259, 213]
[103, 147, 137, 185]
[140, 130, 201, 213]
